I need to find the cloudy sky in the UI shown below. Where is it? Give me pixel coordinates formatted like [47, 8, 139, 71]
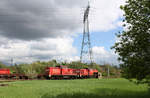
[0, 0, 124, 65]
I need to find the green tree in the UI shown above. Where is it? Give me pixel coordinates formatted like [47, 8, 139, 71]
[112, 0, 150, 82]
[0, 62, 7, 68]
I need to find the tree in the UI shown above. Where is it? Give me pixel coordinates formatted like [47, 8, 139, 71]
[0, 62, 6, 68]
[112, 0, 150, 82]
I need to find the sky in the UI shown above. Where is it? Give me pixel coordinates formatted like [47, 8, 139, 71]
[0, 0, 125, 65]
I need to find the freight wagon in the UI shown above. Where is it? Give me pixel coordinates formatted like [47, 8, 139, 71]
[0, 69, 10, 78]
[0, 68, 28, 79]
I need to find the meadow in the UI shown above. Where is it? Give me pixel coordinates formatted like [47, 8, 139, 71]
[0, 78, 149, 98]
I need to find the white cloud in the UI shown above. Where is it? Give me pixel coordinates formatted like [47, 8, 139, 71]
[0, 37, 78, 64]
[0, 39, 119, 65]
[89, 0, 125, 32]
[92, 46, 118, 65]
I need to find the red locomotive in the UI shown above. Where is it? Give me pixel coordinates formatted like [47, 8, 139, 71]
[42, 66, 99, 79]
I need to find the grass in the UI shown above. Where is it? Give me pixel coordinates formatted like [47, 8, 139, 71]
[0, 78, 149, 98]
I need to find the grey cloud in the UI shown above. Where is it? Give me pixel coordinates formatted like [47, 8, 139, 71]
[0, 0, 86, 40]
[54, 0, 87, 7]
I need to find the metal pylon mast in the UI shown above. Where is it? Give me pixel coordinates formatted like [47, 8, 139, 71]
[80, 2, 93, 64]
[11, 58, 13, 66]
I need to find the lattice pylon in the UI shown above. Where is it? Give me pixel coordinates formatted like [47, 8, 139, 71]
[80, 3, 93, 64]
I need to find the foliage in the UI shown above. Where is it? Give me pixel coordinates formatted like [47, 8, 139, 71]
[0, 62, 7, 68]
[11, 60, 59, 77]
[100, 64, 121, 77]
[0, 60, 121, 78]
[112, 0, 150, 82]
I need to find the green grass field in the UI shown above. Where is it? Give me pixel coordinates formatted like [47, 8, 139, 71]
[0, 78, 149, 98]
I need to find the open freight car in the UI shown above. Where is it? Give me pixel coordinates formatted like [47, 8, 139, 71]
[0, 68, 28, 79]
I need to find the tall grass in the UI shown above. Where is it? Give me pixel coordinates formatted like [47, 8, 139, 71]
[0, 78, 149, 98]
